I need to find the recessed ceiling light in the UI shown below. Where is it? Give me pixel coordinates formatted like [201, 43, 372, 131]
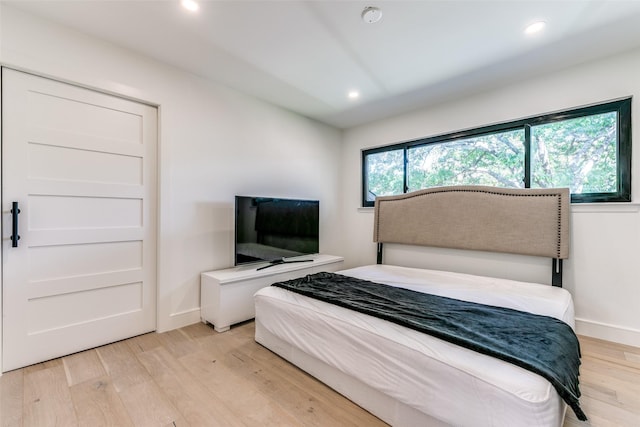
[181, 0, 199, 12]
[361, 7, 382, 24]
[525, 21, 546, 35]
[348, 91, 360, 100]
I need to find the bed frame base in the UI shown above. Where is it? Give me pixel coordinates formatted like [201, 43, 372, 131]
[552, 258, 563, 287]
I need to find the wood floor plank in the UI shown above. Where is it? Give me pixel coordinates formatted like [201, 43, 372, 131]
[118, 380, 186, 427]
[69, 376, 134, 427]
[580, 336, 640, 355]
[180, 322, 217, 340]
[581, 355, 640, 384]
[63, 349, 107, 386]
[227, 320, 257, 340]
[179, 349, 301, 426]
[96, 340, 152, 392]
[583, 352, 640, 372]
[0, 369, 23, 427]
[581, 366, 640, 396]
[156, 329, 203, 359]
[22, 359, 62, 376]
[136, 346, 245, 427]
[575, 393, 640, 426]
[626, 352, 640, 363]
[126, 332, 164, 355]
[23, 364, 78, 427]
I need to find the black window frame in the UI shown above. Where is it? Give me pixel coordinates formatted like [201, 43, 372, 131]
[362, 98, 632, 207]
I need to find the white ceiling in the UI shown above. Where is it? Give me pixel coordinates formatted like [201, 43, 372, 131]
[8, 0, 640, 128]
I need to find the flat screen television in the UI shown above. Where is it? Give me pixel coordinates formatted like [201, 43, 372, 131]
[234, 196, 319, 269]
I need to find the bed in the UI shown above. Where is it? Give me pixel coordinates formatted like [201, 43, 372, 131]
[254, 186, 583, 426]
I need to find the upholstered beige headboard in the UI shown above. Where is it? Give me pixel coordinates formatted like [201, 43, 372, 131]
[374, 186, 570, 260]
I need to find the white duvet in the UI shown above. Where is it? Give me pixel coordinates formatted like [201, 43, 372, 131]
[254, 264, 575, 426]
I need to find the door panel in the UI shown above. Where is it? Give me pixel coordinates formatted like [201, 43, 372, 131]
[2, 68, 157, 371]
[28, 143, 143, 185]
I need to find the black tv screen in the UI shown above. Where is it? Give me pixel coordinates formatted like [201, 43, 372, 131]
[234, 196, 319, 266]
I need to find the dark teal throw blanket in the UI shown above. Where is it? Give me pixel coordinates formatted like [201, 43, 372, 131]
[272, 272, 587, 421]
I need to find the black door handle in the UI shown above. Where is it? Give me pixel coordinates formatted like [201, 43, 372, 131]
[11, 201, 20, 247]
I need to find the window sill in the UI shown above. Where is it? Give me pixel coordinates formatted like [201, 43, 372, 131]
[571, 203, 640, 213]
[360, 204, 640, 214]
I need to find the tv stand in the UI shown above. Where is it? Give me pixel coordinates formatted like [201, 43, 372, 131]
[257, 257, 313, 271]
[201, 254, 344, 332]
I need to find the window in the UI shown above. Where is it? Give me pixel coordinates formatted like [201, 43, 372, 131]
[362, 98, 631, 206]
[364, 148, 404, 201]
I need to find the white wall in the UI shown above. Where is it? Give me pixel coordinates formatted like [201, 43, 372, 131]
[341, 48, 640, 347]
[0, 4, 343, 346]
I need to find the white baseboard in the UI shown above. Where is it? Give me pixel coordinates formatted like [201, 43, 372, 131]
[575, 317, 640, 347]
[157, 307, 202, 333]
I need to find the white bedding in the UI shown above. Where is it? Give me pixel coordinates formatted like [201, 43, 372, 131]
[254, 264, 575, 427]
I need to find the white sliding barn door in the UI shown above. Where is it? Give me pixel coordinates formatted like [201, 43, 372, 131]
[2, 68, 157, 371]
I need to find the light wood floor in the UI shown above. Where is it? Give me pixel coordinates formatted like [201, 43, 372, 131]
[0, 321, 638, 427]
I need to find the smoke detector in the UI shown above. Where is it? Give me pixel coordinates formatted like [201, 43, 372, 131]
[361, 6, 382, 24]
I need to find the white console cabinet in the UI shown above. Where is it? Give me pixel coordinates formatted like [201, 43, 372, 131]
[201, 254, 344, 332]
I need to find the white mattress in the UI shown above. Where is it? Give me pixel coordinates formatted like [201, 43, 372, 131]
[254, 264, 575, 427]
